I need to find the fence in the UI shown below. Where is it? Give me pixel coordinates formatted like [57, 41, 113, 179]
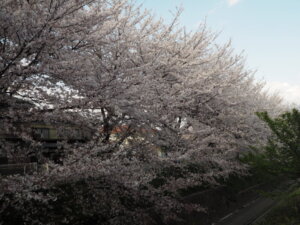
[0, 162, 37, 175]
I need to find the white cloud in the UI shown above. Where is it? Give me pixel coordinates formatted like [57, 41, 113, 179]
[265, 81, 300, 105]
[227, 0, 240, 7]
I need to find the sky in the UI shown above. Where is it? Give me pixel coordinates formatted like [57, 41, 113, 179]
[137, 0, 300, 105]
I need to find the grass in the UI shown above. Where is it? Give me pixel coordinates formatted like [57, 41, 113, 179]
[255, 185, 300, 225]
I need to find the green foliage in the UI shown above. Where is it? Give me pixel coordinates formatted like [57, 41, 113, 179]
[242, 109, 300, 177]
[240, 147, 285, 177]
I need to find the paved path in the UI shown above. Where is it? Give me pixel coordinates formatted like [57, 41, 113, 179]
[214, 179, 297, 225]
[215, 196, 276, 225]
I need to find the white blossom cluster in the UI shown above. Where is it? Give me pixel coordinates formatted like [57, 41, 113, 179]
[0, 0, 284, 224]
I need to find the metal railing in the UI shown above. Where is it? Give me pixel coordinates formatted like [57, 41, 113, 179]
[0, 162, 38, 175]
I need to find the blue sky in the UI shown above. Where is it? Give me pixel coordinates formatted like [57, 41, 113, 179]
[138, 0, 300, 105]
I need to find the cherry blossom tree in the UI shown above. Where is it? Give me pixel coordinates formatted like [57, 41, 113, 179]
[0, 0, 284, 224]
